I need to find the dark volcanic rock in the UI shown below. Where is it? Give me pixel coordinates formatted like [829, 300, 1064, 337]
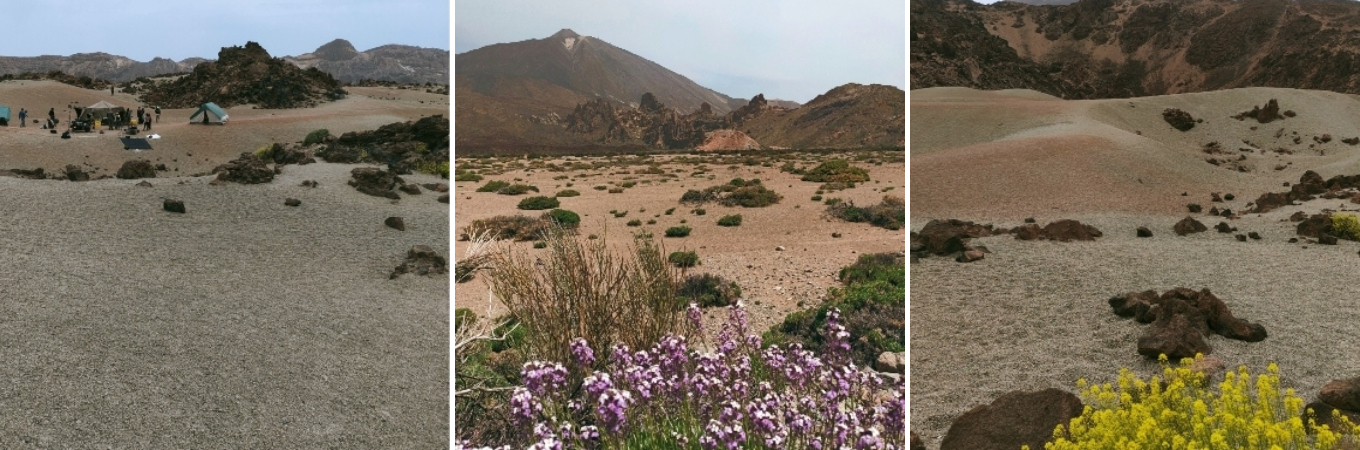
[64, 164, 89, 181]
[1215, 222, 1234, 233]
[956, 248, 985, 263]
[1118, 288, 1268, 358]
[1163, 108, 1197, 131]
[1138, 312, 1212, 359]
[919, 219, 994, 255]
[1319, 234, 1339, 245]
[1013, 224, 1042, 241]
[284, 198, 301, 207]
[163, 199, 185, 213]
[300, 180, 319, 188]
[1174, 217, 1207, 235]
[399, 184, 422, 195]
[1249, 232, 1262, 240]
[1233, 99, 1285, 124]
[389, 245, 448, 279]
[1297, 214, 1334, 238]
[349, 167, 403, 199]
[940, 389, 1083, 450]
[140, 41, 347, 109]
[1041, 219, 1102, 241]
[116, 160, 156, 179]
[213, 152, 275, 184]
[1136, 226, 1153, 237]
[1320, 377, 1360, 412]
[385, 216, 406, 231]
[438, 194, 449, 203]
[1188, 203, 1203, 213]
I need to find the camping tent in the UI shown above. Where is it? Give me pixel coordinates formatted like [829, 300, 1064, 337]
[0, 106, 10, 126]
[83, 100, 124, 120]
[189, 102, 228, 125]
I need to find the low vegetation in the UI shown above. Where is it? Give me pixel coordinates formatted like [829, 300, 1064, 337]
[459, 215, 548, 242]
[665, 226, 692, 238]
[677, 273, 742, 308]
[554, 189, 580, 197]
[542, 209, 580, 228]
[517, 196, 560, 210]
[477, 180, 511, 192]
[800, 159, 870, 183]
[1333, 213, 1360, 240]
[825, 195, 904, 230]
[667, 250, 699, 268]
[303, 128, 331, 146]
[717, 214, 743, 227]
[764, 252, 905, 368]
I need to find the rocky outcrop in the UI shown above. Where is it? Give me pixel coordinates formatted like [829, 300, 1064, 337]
[318, 115, 449, 175]
[1163, 108, 1197, 131]
[163, 199, 185, 214]
[64, 164, 89, 182]
[140, 41, 347, 109]
[1174, 217, 1207, 236]
[914, 219, 997, 256]
[1109, 288, 1267, 359]
[349, 167, 404, 199]
[212, 153, 274, 184]
[390, 245, 447, 279]
[695, 129, 760, 151]
[1233, 99, 1285, 124]
[116, 160, 155, 179]
[940, 389, 1083, 450]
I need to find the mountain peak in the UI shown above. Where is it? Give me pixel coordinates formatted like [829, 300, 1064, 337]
[314, 39, 359, 61]
[550, 29, 580, 40]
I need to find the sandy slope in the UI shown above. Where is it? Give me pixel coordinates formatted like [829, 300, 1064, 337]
[0, 81, 451, 447]
[911, 87, 1360, 448]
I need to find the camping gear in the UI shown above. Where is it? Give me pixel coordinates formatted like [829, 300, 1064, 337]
[0, 106, 10, 126]
[189, 102, 228, 124]
[121, 137, 152, 150]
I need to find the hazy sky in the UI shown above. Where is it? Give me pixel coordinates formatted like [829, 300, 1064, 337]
[455, 0, 906, 104]
[0, 0, 449, 62]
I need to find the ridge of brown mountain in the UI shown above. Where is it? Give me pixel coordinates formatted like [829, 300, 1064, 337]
[284, 39, 449, 85]
[139, 42, 348, 109]
[0, 40, 447, 85]
[912, 0, 1360, 99]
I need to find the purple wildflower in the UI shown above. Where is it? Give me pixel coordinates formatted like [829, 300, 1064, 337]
[569, 337, 595, 367]
[596, 388, 634, 434]
[521, 361, 568, 396]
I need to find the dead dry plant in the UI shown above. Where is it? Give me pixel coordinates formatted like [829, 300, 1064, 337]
[484, 223, 692, 366]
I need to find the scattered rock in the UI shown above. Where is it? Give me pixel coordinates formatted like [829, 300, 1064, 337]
[284, 198, 301, 207]
[163, 199, 185, 214]
[438, 194, 449, 203]
[1138, 310, 1213, 359]
[1136, 226, 1153, 237]
[1115, 288, 1268, 359]
[873, 352, 905, 374]
[911, 431, 926, 450]
[1320, 377, 1360, 412]
[1215, 222, 1234, 233]
[1024, 217, 1036, 223]
[919, 219, 995, 254]
[1163, 108, 1197, 131]
[776, 246, 786, 251]
[349, 167, 403, 199]
[1290, 211, 1307, 222]
[1297, 214, 1334, 238]
[1233, 99, 1285, 124]
[116, 160, 156, 179]
[831, 232, 842, 238]
[1012, 224, 1042, 241]
[389, 245, 448, 279]
[399, 184, 422, 195]
[1174, 217, 1208, 236]
[1236, 234, 1247, 242]
[1248, 232, 1261, 240]
[64, 165, 89, 182]
[956, 248, 985, 263]
[1319, 234, 1339, 245]
[212, 152, 275, 184]
[136, 180, 152, 187]
[940, 389, 1083, 450]
[1344, 137, 1359, 145]
[1224, 193, 1235, 201]
[422, 182, 449, 192]
[1041, 219, 1102, 241]
[1187, 203, 1202, 213]
[1211, 192, 1223, 202]
[385, 216, 406, 231]
[300, 180, 319, 188]
[1304, 401, 1360, 435]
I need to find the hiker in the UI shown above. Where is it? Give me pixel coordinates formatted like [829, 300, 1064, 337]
[18, 108, 26, 127]
[154, 106, 160, 123]
[144, 114, 151, 131]
[48, 108, 55, 123]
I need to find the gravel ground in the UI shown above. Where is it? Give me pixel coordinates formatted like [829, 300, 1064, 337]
[0, 162, 450, 447]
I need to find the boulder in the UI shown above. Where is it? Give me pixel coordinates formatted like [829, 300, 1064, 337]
[956, 248, 985, 263]
[1320, 378, 1360, 414]
[64, 164, 89, 182]
[1233, 99, 1285, 124]
[873, 352, 905, 374]
[399, 184, 422, 195]
[422, 182, 449, 192]
[1297, 214, 1333, 238]
[1163, 108, 1197, 131]
[1188, 203, 1203, 213]
[1136, 226, 1153, 237]
[349, 167, 403, 199]
[136, 180, 153, 187]
[284, 198, 301, 207]
[1138, 313, 1212, 360]
[1013, 224, 1042, 241]
[1290, 211, 1307, 222]
[1320, 234, 1339, 245]
[1304, 401, 1360, 435]
[1041, 219, 1102, 241]
[1215, 222, 1234, 233]
[389, 245, 448, 279]
[1251, 192, 1290, 213]
[1249, 232, 1262, 240]
[1174, 217, 1207, 236]
[438, 194, 450, 203]
[385, 216, 406, 231]
[940, 388, 1083, 450]
[163, 199, 185, 214]
[1236, 234, 1247, 242]
[1109, 290, 1160, 320]
[213, 152, 274, 184]
[300, 180, 319, 188]
[116, 160, 156, 179]
[920, 219, 993, 254]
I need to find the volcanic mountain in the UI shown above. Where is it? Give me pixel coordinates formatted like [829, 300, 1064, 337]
[912, 0, 1360, 99]
[284, 39, 449, 85]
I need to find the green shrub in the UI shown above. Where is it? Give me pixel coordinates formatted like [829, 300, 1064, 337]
[668, 251, 700, 268]
[665, 226, 692, 238]
[665, 208, 675, 215]
[608, 187, 624, 194]
[721, 185, 782, 207]
[1038, 356, 1360, 449]
[620, 181, 637, 188]
[764, 253, 904, 368]
[825, 196, 904, 230]
[517, 196, 560, 210]
[820, 181, 856, 191]
[542, 209, 580, 228]
[801, 159, 870, 183]
[811, 195, 823, 201]
[594, 185, 608, 191]
[627, 219, 642, 227]
[717, 214, 743, 227]
[677, 273, 742, 308]
[454, 308, 477, 331]
[612, 210, 628, 218]
[692, 208, 706, 216]
[497, 184, 539, 195]
[647, 219, 657, 225]
[303, 128, 330, 146]
[477, 180, 510, 192]
[555, 189, 580, 197]
[1333, 213, 1360, 240]
[532, 241, 547, 249]
[454, 170, 483, 182]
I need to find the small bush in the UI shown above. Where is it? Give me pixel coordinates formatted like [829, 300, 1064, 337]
[717, 214, 743, 227]
[417, 161, 450, 178]
[517, 196, 560, 210]
[801, 159, 870, 183]
[477, 180, 510, 192]
[721, 185, 782, 207]
[620, 181, 637, 188]
[692, 208, 706, 216]
[668, 251, 699, 268]
[820, 181, 856, 191]
[677, 273, 742, 308]
[826, 195, 904, 230]
[1333, 213, 1360, 240]
[497, 184, 539, 195]
[646, 219, 657, 225]
[665, 208, 675, 215]
[542, 209, 580, 228]
[555, 189, 580, 197]
[532, 241, 547, 249]
[461, 215, 546, 241]
[612, 210, 628, 218]
[764, 252, 904, 368]
[303, 128, 330, 146]
[811, 195, 823, 201]
[593, 185, 608, 191]
[665, 226, 692, 237]
[454, 170, 483, 182]
[608, 187, 624, 194]
[626, 219, 642, 227]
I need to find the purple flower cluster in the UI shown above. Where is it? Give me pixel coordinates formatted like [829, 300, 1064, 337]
[478, 304, 905, 449]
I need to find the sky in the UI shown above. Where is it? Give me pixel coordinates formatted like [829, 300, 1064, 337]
[454, 0, 906, 104]
[0, 0, 449, 62]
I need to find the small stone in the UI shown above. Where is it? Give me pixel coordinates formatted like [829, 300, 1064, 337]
[284, 198, 301, 207]
[1236, 234, 1247, 242]
[385, 217, 406, 231]
[1136, 226, 1153, 237]
[163, 199, 185, 213]
[135, 180, 153, 187]
[776, 246, 786, 251]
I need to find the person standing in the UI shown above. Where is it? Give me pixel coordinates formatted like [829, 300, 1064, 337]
[154, 106, 161, 123]
[48, 107, 55, 123]
[18, 108, 26, 127]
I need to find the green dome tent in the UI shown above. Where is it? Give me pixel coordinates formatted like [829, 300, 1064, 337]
[189, 102, 228, 125]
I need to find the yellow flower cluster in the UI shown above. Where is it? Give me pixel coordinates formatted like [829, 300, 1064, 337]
[1023, 355, 1360, 450]
[1331, 214, 1360, 241]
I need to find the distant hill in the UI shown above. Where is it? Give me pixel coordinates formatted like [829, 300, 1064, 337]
[0, 40, 447, 85]
[283, 39, 448, 85]
[741, 83, 905, 149]
[912, 0, 1360, 99]
[139, 42, 347, 109]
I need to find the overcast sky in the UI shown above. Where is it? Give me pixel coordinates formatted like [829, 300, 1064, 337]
[455, 0, 906, 104]
[0, 0, 449, 62]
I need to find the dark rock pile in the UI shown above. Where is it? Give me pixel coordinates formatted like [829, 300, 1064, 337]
[1250, 170, 1360, 213]
[140, 41, 347, 109]
[116, 160, 155, 179]
[390, 245, 447, 279]
[1162, 108, 1198, 131]
[349, 167, 404, 199]
[1173, 217, 1207, 235]
[1109, 288, 1267, 359]
[316, 115, 449, 175]
[940, 388, 1083, 450]
[1308, 378, 1360, 432]
[1232, 99, 1286, 124]
[64, 165, 89, 181]
[212, 153, 274, 184]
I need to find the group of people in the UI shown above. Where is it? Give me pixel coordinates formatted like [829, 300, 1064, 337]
[12, 107, 56, 128]
[14, 104, 161, 132]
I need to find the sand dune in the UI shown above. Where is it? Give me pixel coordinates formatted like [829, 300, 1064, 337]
[911, 87, 1360, 449]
